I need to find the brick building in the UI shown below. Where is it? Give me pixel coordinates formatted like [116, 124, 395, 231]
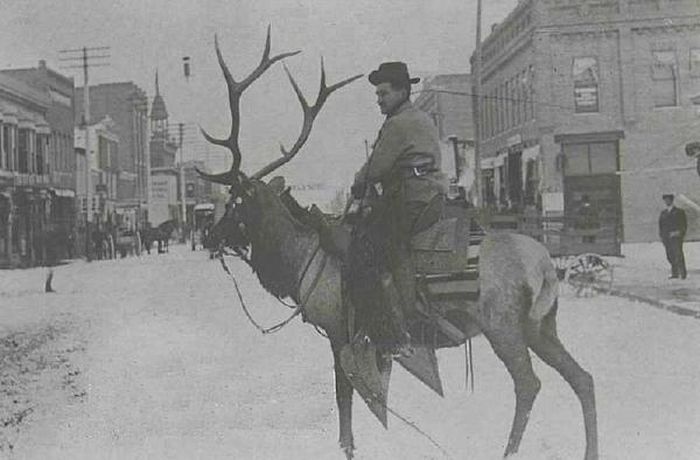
[0, 62, 77, 267]
[75, 81, 150, 227]
[414, 74, 476, 198]
[472, 0, 700, 243]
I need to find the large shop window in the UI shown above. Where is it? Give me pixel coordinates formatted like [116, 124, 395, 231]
[573, 57, 599, 113]
[651, 51, 677, 108]
[563, 141, 617, 176]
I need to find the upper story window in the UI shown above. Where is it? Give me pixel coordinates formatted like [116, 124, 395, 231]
[17, 129, 31, 174]
[651, 50, 678, 108]
[573, 57, 599, 113]
[690, 48, 700, 78]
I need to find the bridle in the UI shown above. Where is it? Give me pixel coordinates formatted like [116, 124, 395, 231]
[215, 231, 328, 335]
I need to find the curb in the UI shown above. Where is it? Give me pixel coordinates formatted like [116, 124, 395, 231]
[596, 286, 700, 319]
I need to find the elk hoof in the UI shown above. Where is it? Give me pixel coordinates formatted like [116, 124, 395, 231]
[340, 440, 355, 459]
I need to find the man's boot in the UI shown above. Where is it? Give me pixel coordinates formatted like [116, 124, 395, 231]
[379, 272, 413, 357]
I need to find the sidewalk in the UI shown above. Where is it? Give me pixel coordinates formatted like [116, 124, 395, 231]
[605, 241, 700, 318]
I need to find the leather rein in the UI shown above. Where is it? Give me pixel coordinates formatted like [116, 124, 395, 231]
[216, 240, 328, 335]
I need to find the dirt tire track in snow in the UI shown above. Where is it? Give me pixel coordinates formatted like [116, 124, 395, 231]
[0, 321, 86, 454]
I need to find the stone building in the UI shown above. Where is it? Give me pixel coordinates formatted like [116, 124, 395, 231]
[472, 0, 700, 243]
[0, 63, 76, 267]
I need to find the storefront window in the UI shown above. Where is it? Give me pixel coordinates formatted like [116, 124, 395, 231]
[589, 142, 617, 174]
[563, 141, 618, 176]
[564, 143, 589, 175]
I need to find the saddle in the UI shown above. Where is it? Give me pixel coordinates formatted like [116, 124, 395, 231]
[308, 202, 484, 343]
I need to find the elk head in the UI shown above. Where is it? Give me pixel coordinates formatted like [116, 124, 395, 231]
[198, 27, 362, 254]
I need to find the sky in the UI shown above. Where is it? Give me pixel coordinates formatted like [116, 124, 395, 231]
[1, 0, 518, 191]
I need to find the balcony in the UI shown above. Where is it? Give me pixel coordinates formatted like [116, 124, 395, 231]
[9, 171, 75, 191]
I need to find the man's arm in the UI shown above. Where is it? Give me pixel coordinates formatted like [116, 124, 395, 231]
[352, 120, 405, 192]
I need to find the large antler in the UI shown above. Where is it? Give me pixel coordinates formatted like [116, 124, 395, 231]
[251, 60, 363, 179]
[198, 26, 300, 184]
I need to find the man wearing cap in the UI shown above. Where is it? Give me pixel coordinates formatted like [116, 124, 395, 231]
[659, 194, 687, 279]
[347, 61, 447, 355]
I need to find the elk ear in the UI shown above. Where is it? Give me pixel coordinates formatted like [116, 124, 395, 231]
[268, 176, 286, 195]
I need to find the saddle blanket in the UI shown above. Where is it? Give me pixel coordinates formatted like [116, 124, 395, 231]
[411, 215, 483, 306]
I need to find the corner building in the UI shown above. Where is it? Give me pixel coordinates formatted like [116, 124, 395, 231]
[472, 0, 700, 243]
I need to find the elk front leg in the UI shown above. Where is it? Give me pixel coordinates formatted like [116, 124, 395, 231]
[332, 344, 355, 459]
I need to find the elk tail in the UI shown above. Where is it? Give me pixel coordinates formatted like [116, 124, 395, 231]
[529, 260, 559, 321]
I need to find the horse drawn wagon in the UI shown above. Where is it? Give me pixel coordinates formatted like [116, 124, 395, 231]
[474, 202, 621, 297]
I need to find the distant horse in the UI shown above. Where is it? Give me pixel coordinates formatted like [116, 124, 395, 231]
[143, 220, 178, 254]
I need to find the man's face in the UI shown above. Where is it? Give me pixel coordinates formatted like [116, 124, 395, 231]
[663, 197, 674, 207]
[375, 82, 406, 115]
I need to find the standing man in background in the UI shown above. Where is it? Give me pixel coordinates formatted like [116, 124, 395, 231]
[659, 193, 687, 279]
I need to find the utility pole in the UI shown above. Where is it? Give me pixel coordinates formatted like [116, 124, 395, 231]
[59, 46, 110, 262]
[178, 122, 186, 242]
[473, 0, 483, 207]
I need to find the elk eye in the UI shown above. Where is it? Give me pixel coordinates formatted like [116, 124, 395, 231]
[235, 197, 243, 205]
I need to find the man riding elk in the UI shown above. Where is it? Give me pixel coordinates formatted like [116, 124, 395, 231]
[347, 61, 448, 356]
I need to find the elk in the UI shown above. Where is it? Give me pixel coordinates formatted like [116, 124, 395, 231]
[199, 28, 598, 460]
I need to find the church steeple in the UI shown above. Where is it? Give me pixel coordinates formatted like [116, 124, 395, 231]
[155, 70, 160, 96]
[150, 69, 169, 136]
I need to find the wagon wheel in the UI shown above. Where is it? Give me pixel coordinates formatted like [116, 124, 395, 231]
[564, 253, 614, 297]
[551, 255, 572, 282]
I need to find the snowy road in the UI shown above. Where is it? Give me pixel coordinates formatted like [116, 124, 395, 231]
[2, 245, 700, 459]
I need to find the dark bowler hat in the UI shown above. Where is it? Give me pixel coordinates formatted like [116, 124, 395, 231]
[662, 193, 674, 200]
[368, 61, 420, 86]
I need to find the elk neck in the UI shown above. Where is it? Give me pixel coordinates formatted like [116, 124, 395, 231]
[245, 186, 319, 302]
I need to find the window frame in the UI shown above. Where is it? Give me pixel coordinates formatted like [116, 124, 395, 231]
[573, 56, 600, 114]
[650, 49, 678, 108]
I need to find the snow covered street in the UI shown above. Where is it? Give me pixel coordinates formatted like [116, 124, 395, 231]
[2, 245, 700, 459]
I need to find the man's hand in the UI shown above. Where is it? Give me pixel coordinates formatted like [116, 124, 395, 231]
[351, 181, 365, 199]
[669, 230, 681, 238]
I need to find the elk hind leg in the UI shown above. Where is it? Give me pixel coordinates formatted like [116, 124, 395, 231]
[332, 344, 355, 459]
[482, 324, 541, 457]
[526, 303, 598, 460]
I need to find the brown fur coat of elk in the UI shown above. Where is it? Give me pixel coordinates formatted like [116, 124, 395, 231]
[198, 28, 598, 460]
